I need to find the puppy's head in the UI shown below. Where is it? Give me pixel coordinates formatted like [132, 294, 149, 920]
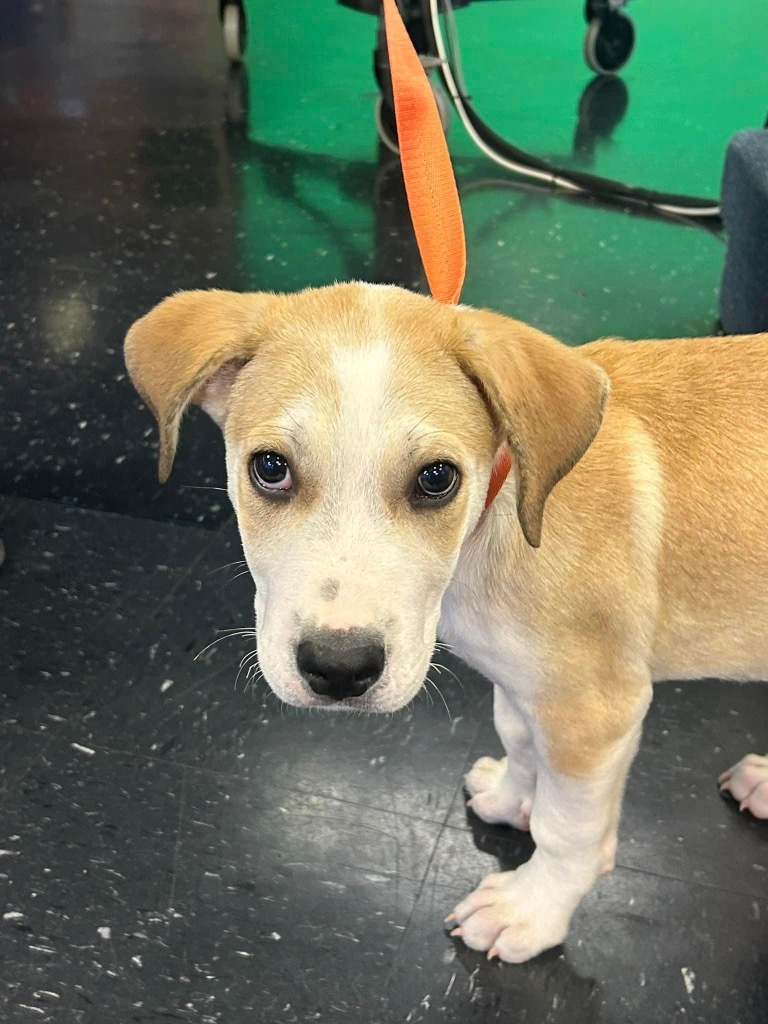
[125, 284, 607, 712]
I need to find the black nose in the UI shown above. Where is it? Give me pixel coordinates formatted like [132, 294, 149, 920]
[296, 630, 385, 701]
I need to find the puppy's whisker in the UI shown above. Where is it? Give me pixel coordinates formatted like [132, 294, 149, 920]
[409, 428, 446, 446]
[229, 569, 254, 584]
[262, 387, 301, 432]
[431, 660, 465, 695]
[245, 663, 264, 696]
[406, 408, 438, 439]
[207, 560, 247, 577]
[180, 484, 229, 493]
[195, 629, 257, 660]
[239, 648, 261, 671]
[235, 647, 260, 689]
[426, 669, 454, 722]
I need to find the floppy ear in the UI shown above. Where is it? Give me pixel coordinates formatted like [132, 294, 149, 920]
[124, 289, 275, 482]
[455, 308, 610, 548]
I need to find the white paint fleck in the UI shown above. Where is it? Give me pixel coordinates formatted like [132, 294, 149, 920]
[97, 926, 111, 940]
[681, 967, 696, 997]
[0, 850, 20, 857]
[160, 679, 174, 693]
[3, 911, 23, 920]
[270, 932, 281, 941]
[444, 973, 456, 998]
[132, 955, 143, 968]
[71, 743, 96, 756]
[235, 950, 253, 958]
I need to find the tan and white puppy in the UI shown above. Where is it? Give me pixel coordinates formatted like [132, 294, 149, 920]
[125, 283, 768, 964]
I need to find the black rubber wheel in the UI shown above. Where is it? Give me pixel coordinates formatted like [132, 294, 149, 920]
[583, 13, 635, 75]
[584, 0, 611, 21]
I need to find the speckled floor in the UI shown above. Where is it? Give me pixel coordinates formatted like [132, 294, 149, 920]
[1, 1, 767, 1022]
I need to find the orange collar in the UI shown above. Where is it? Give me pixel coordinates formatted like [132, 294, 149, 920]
[484, 445, 512, 511]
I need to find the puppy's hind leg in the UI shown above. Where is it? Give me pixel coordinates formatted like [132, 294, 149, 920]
[466, 686, 536, 831]
[719, 753, 768, 819]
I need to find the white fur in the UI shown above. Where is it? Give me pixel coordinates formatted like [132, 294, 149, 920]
[449, 719, 647, 962]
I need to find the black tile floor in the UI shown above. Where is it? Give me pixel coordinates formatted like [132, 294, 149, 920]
[1, 1, 768, 1022]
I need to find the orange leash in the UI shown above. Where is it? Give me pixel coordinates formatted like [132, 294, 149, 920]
[382, 0, 510, 508]
[381, 0, 465, 305]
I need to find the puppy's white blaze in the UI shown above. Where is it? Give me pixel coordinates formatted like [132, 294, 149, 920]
[300, 341, 397, 633]
[331, 341, 394, 447]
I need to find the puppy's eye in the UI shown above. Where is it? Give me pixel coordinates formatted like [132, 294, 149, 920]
[250, 451, 293, 493]
[413, 461, 460, 505]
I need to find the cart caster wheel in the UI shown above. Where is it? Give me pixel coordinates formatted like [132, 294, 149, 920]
[583, 13, 634, 75]
[223, 3, 246, 65]
[375, 82, 451, 155]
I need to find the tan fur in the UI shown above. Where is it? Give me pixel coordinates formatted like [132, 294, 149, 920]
[125, 283, 768, 961]
[125, 287, 768, 737]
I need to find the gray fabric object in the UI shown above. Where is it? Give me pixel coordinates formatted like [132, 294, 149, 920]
[720, 129, 768, 334]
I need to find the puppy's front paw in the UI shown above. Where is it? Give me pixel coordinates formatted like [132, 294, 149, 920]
[464, 755, 532, 831]
[719, 753, 768, 819]
[445, 865, 574, 964]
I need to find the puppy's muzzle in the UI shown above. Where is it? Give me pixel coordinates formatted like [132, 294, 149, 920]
[296, 629, 386, 701]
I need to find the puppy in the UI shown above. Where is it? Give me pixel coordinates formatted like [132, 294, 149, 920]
[125, 283, 768, 964]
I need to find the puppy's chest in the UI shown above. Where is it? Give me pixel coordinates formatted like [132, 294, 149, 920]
[438, 584, 538, 692]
